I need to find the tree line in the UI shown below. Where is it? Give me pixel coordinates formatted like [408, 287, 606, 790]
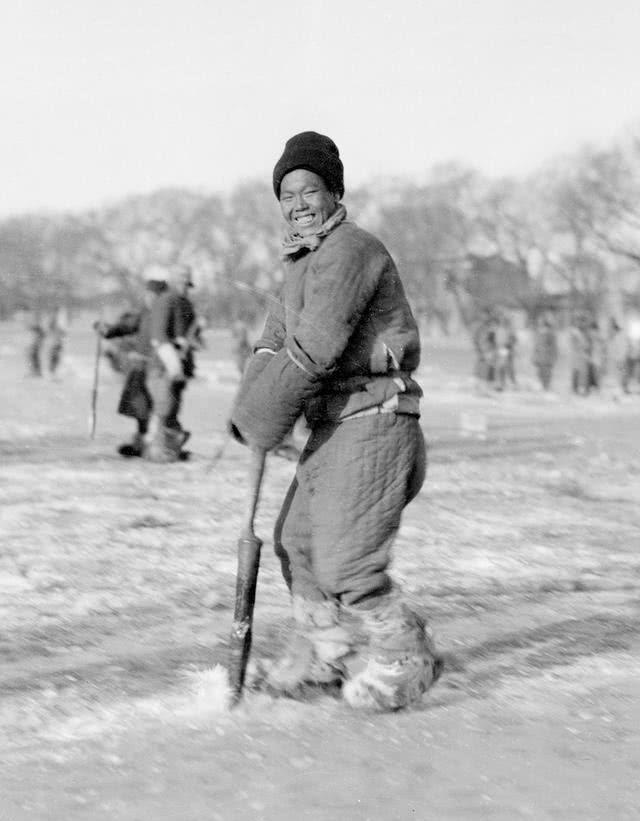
[2, 127, 640, 332]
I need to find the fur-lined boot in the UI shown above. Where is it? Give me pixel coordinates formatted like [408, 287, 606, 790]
[143, 419, 186, 463]
[262, 597, 352, 698]
[342, 592, 442, 712]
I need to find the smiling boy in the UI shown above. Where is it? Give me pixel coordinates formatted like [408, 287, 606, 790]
[230, 131, 441, 711]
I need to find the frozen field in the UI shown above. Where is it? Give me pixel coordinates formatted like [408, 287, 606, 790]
[1, 319, 640, 820]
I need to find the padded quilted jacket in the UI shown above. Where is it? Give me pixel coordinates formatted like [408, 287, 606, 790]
[255, 220, 422, 421]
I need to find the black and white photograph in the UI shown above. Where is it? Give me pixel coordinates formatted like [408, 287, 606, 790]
[1, 1, 640, 819]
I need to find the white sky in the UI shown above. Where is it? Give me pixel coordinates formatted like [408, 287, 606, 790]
[1, 0, 639, 216]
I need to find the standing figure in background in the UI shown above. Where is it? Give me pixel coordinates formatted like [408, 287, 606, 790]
[606, 318, 626, 397]
[95, 267, 168, 457]
[26, 312, 45, 377]
[472, 308, 497, 393]
[230, 319, 252, 376]
[47, 307, 67, 377]
[493, 314, 517, 391]
[532, 313, 558, 391]
[587, 319, 607, 393]
[144, 263, 198, 463]
[569, 314, 591, 396]
[622, 318, 640, 394]
[504, 316, 518, 388]
[169, 263, 201, 383]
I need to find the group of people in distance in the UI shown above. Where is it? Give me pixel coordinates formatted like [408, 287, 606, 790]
[536, 310, 640, 397]
[472, 307, 640, 396]
[568, 313, 640, 397]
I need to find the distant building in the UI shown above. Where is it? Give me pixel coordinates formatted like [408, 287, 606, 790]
[444, 254, 533, 334]
[463, 254, 532, 309]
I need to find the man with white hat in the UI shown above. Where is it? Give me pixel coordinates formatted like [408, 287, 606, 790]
[143, 263, 198, 462]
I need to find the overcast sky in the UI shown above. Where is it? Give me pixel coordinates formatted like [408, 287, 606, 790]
[1, 0, 639, 216]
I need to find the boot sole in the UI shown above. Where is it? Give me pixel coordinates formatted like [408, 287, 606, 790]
[117, 445, 143, 458]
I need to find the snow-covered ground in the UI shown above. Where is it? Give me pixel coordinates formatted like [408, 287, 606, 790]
[1, 319, 640, 820]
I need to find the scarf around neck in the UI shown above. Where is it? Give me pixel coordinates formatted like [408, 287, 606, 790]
[281, 204, 347, 259]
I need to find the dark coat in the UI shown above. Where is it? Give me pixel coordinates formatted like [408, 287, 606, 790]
[103, 308, 153, 421]
[150, 290, 197, 377]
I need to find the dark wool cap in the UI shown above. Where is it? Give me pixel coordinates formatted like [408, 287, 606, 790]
[273, 131, 344, 199]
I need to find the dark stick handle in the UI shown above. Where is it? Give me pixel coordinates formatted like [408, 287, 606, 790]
[228, 449, 266, 705]
[241, 448, 266, 539]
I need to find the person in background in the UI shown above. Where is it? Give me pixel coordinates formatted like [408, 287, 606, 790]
[47, 307, 67, 377]
[26, 312, 45, 377]
[606, 318, 622, 392]
[472, 308, 497, 394]
[622, 318, 640, 394]
[587, 319, 607, 393]
[532, 313, 558, 391]
[504, 315, 518, 389]
[569, 313, 591, 396]
[170, 263, 202, 379]
[493, 313, 517, 391]
[144, 263, 198, 462]
[95, 266, 168, 457]
[230, 130, 441, 711]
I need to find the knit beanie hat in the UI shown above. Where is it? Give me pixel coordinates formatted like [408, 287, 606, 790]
[273, 131, 344, 199]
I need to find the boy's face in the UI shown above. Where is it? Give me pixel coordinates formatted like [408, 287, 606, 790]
[279, 169, 339, 236]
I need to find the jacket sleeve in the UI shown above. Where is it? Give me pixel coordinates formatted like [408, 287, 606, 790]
[286, 234, 383, 376]
[229, 347, 318, 451]
[102, 311, 141, 339]
[230, 295, 320, 450]
[228, 298, 290, 448]
[229, 239, 383, 450]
